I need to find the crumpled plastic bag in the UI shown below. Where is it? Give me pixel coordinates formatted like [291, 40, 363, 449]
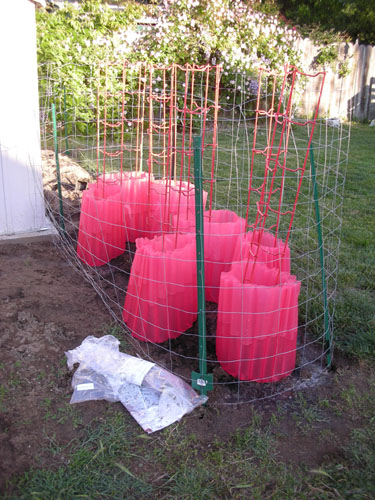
[65, 335, 207, 433]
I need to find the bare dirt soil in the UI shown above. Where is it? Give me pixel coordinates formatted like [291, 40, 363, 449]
[0, 238, 369, 495]
[0, 240, 112, 489]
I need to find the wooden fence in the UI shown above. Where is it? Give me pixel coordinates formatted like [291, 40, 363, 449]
[296, 37, 375, 121]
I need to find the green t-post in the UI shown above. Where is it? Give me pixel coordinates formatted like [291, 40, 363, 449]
[310, 145, 332, 367]
[191, 136, 213, 396]
[52, 103, 66, 235]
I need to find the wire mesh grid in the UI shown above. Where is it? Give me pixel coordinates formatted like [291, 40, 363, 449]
[39, 61, 349, 404]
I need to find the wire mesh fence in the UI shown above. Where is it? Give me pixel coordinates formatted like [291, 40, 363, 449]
[39, 61, 349, 403]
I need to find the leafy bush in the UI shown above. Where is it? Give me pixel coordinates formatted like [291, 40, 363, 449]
[314, 44, 339, 69]
[140, 0, 300, 71]
[37, 0, 144, 68]
[37, 0, 145, 130]
[279, 0, 375, 45]
[37, 0, 303, 131]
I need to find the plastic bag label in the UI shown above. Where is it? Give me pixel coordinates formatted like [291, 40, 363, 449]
[77, 383, 95, 391]
[196, 378, 207, 387]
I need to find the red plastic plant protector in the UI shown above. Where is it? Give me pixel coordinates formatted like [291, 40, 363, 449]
[172, 188, 209, 234]
[147, 180, 175, 238]
[203, 210, 246, 302]
[172, 180, 208, 227]
[77, 182, 126, 266]
[148, 180, 208, 238]
[232, 230, 291, 273]
[169, 180, 198, 215]
[172, 212, 195, 235]
[123, 233, 197, 343]
[121, 172, 151, 242]
[97, 171, 152, 242]
[216, 261, 301, 382]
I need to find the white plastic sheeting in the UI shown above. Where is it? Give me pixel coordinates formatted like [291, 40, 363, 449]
[66, 335, 207, 433]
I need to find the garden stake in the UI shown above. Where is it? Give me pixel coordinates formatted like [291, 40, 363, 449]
[52, 103, 66, 234]
[192, 135, 213, 396]
[310, 144, 332, 367]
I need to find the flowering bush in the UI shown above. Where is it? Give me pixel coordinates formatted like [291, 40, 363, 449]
[37, 0, 144, 68]
[139, 1, 304, 116]
[37, 0, 302, 130]
[141, 0, 300, 71]
[37, 0, 144, 131]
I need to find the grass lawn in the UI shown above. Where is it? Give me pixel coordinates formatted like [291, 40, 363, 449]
[334, 123, 375, 358]
[2, 123, 374, 499]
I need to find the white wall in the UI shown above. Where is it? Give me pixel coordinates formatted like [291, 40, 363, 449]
[0, 0, 48, 236]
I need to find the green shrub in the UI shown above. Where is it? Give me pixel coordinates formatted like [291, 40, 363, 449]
[37, 0, 145, 130]
[37, 0, 303, 131]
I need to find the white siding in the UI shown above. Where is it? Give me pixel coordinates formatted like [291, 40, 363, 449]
[0, 0, 48, 236]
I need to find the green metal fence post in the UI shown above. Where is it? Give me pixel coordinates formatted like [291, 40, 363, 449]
[310, 145, 332, 367]
[52, 103, 66, 235]
[191, 135, 213, 396]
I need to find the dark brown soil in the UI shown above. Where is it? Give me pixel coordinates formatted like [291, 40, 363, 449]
[0, 241, 112, 489]
[0, 239, 369, 493]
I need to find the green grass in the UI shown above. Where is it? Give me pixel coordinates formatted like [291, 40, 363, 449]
[9, 411, 154, 500]
[6, 373, 375, 499]
[334, 123, 375, 359]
